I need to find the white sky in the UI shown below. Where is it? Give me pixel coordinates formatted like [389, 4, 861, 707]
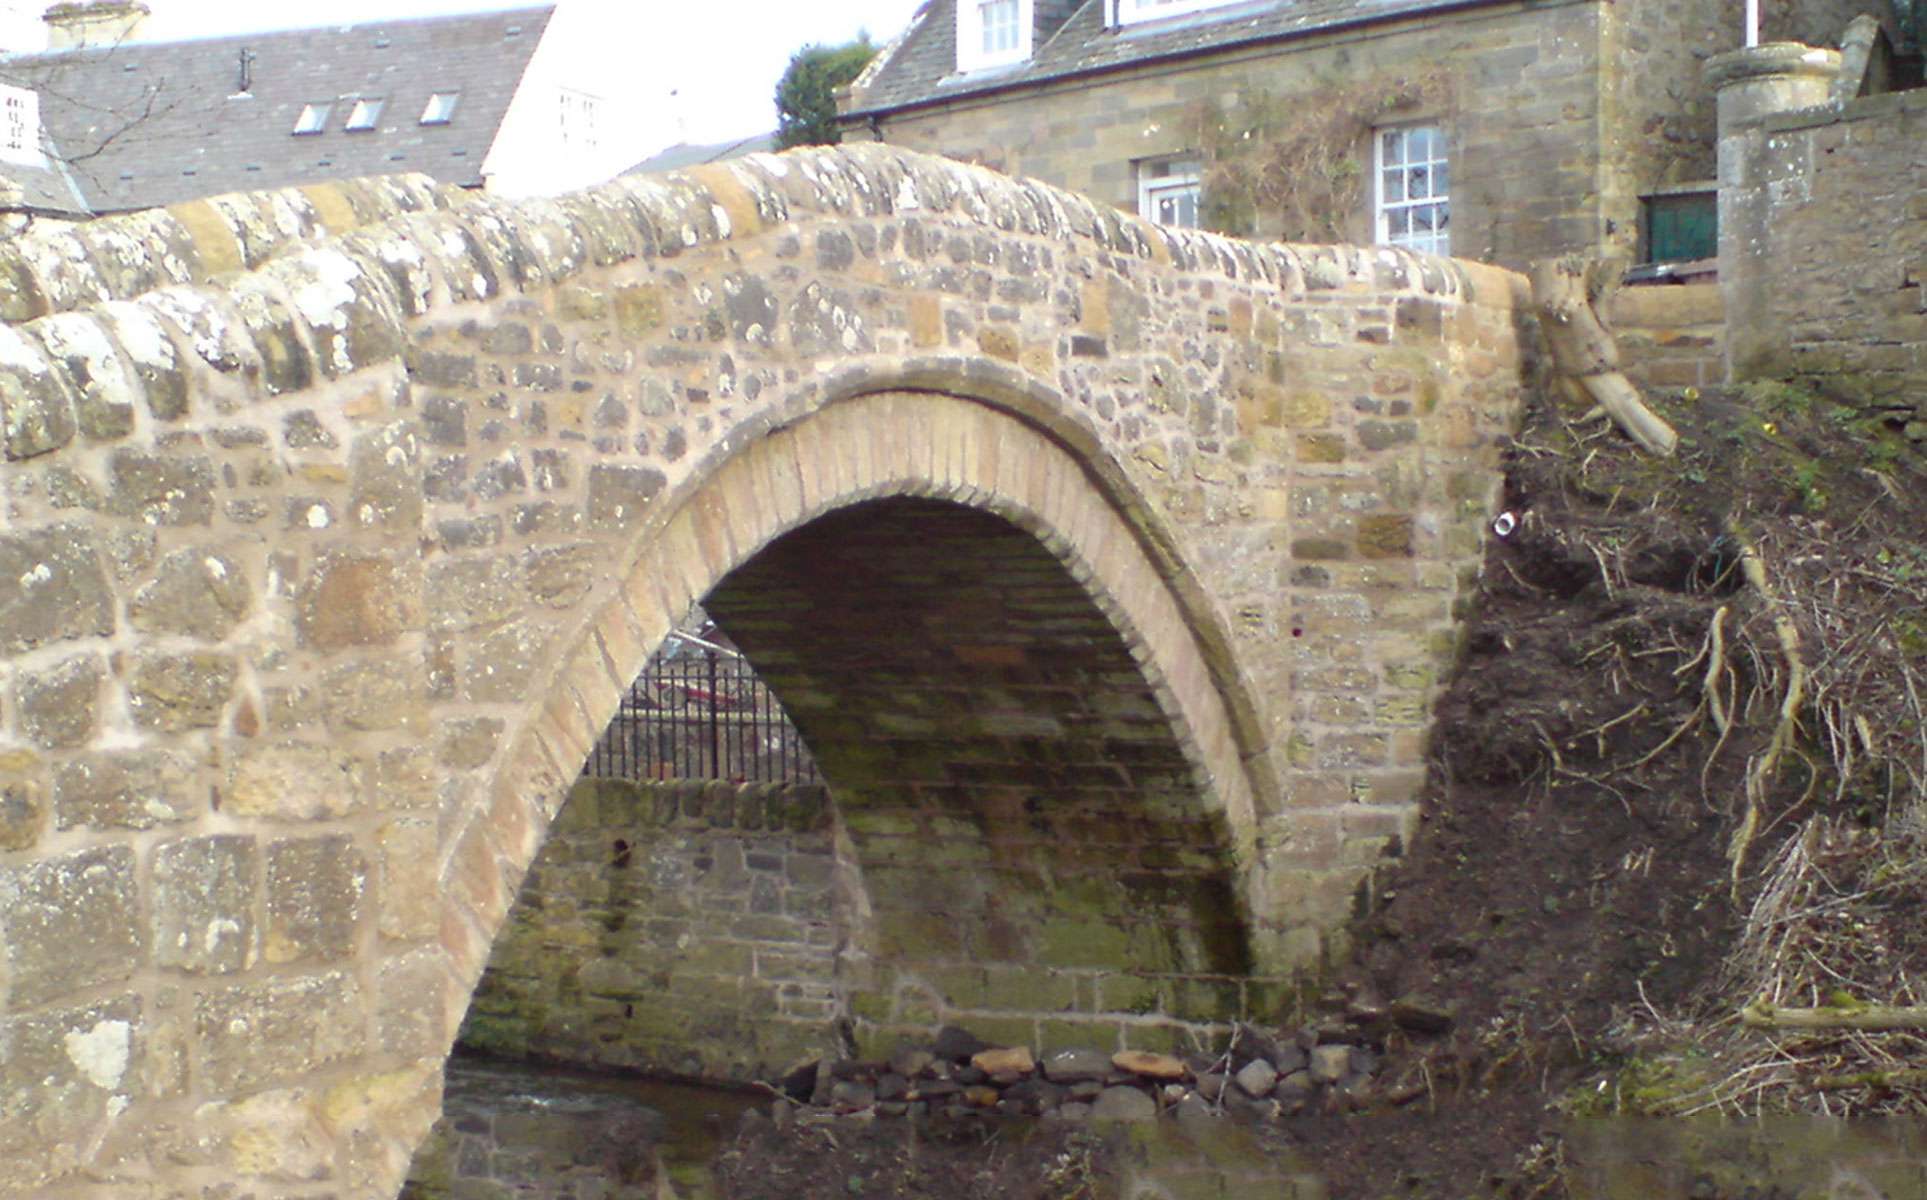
[2, 0, 928, 166]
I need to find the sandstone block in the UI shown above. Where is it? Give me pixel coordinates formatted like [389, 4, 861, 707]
[199, 1086, 334, 1183]
[0, 325, 77, 459]
[226, 741, 363, 820]
[130, 547, 251, 639]
[0, 993, 142, 1161]
[321, 656, 426, 732]
[53, 749, 197, 829]
[524, 542, 600, 609]
[426, 554, 522, 633]
[0, 525, 115, 652]
[376, 949, 448, 1059]
[299, 549, 423, 649]
[17, 652, 102, 748]
[194, 971, 365, 1093]
[0, 773, 45, 851]
[0, 845, 142, 1006]
[1112, 1050, 1186, 1080]
[348, 421, 422, 530]
[376, 817, 438, 940]
[35, 311, 138, 441]
[127, 650, 238, 730]
[588, 463, 666, 529]
[970, 1045, 1035, 1076]
[152, 835, 258, 974]
[105, 448, 216, 525]
[437, 718, 501, 770]
[265, 834, 368, 964]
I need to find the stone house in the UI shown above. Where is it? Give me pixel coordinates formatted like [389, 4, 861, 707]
[837, 0, 1910, 270]
[0, 1, 613, 217]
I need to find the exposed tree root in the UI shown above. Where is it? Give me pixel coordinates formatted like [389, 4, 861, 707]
[1740, 1002, 1927, 1032]
[1725, 523, 1809, 900]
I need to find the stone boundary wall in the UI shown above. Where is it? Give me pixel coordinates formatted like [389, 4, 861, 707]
[1721, 87, 1927, 426]
[0, 173, 463, 324]
[1609, 283, 1725, 391]
[460, 778, 849, 1081]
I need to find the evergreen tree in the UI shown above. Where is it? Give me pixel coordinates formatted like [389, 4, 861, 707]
[774, 36, 876, 150]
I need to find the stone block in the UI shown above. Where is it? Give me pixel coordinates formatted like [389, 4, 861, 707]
[265, 834, 368, 963]
[0, 325, 77, 459]
[0, 993, 142, 1160]
[426, 554, 522, 634]
[0, 845, 143, 1006]
[54, 749, 197, 829]
[0, 770, 45, 851]
[226, 740, 363, 820]
[126, 650, 238, 730]
[128, 547, 251, 639]
[376, 817, 439, 940]
[298, 549, 424, 649]
[152, 835, 258, 974]
[0, 525, 114, 652]
[322, 656, 426, 732]
[16, 652, 102, 748]
[105, 448, 216, 525]
[376, 948, 448, 1058]
[194, 971, 365, 1094]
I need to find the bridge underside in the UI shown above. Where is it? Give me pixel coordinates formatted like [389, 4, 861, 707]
[708, 498, 1253, 1050]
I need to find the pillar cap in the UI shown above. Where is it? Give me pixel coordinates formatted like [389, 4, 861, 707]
[1706, 42, 1842, 91]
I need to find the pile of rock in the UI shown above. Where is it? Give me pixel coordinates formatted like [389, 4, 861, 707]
[778, 1020, 1423, 1126]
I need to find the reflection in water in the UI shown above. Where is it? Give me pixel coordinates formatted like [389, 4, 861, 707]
[402, 1051, 760, 1199]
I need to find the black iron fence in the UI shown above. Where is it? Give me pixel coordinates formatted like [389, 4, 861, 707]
[583, 633, 818, 784]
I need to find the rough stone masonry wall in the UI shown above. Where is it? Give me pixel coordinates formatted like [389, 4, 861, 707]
[858, 0, 1617, 269]
[460, 778, 847, 1081]
[0, 143, 1527, 1198]
[1721, 88, 1927, 426]
[1604, 0, 1877, 201]
[1609, 283, 1726, 392]
[0, 173, 464, 324]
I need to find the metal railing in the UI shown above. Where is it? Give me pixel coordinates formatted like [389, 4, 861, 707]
[583, 631, 819, 784]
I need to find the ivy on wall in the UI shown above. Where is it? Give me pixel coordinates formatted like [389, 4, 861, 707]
[1189, 73, 1449, 242]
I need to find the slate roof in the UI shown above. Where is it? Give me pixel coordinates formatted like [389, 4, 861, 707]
[0, 5, 551, 213]
[846, 0, 1499, 116]
[623, 131, 778, 176]
[0, 131, 92, 216]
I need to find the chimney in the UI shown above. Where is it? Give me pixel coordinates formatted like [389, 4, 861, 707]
[42, 0, 149, 50]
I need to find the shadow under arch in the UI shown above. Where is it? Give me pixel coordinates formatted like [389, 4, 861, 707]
[446, 376, 1291, 1068]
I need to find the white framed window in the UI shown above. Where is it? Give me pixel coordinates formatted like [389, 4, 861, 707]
[1137, 156, 1201, 229]
[956, 0, 1032, 72]
[0, 83, 43, 166]
[292, 102, 331, 135]
[1375, 125, 1449, 255]
[420, 92, 460, 125]
[557, 87, 601, 154]
[344, 97, 384, 132]
[1113, 0, 1242, 26]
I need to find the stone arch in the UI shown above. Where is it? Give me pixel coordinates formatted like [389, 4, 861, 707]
[448, 383, 1283, 1064]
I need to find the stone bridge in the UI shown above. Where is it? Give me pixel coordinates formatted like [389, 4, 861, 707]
[0, 145, 1526, 1196]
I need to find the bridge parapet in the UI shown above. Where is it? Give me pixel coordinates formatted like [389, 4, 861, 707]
[0, 143, 1528, 1195]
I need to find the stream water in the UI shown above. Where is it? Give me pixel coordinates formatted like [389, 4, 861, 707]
[403, 1052, 1927, 1199]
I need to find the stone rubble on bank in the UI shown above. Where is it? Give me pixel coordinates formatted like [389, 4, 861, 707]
[773, 1010, 1451, 1127]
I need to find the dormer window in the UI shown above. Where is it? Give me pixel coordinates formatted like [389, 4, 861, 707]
[956, 0, 1032, 72]
[292, 102, 331, 135]
[1113, 0, 1242, 25]
[344, 97, 384, 131]
[420, 92, 460, 125]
